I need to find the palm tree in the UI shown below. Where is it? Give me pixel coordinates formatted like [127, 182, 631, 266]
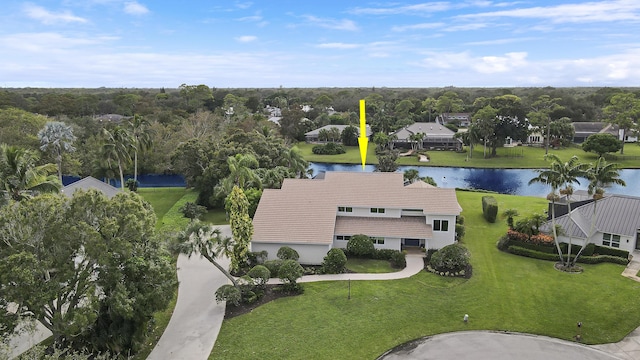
[403, 169, 420, 184]
[530, 154, 588, 267]
[38, 121, 76, 183]
[573, 157, 626, 265]
[102, 126, 133, 190]
[178, 221, 238, 287]
[503, 208, 519, 229]
[128, 115, 154, 183]
[0, 144, 61, 201]
[279, 146, 308, 178]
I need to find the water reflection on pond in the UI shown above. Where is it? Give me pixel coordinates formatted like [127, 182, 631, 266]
[309, 163, 640, 198]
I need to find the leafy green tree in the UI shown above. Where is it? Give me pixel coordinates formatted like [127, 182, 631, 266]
[549, 117, 575, 147]
[375, 150, 399, 172]
[247, 265, 271, 288]
[472, 105, 498, 158]
[422, 97, 437, 122]
[341, 125, 359, 146]
[581, 133, 622, 157]
[0, 191, 175, 354]
[278, 146, 308, 179]
[603, 92, 640, 154]
[573, 158, 626, 265]
[38, 121, 76, 182]
[0, 108, 48, 148]
[226, 186, 253, 273]
[179, 84, 214, 111]
[528, 95, 564, 154]
[429, 243, 470, 272]
[436, 91, 464, 115]
[0, 144, 60, 201]
[403, 169, 420, 184]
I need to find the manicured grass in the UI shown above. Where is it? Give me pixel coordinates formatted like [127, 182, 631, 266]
[211, 191, 640, 359]
[298, 141, 640, 169]
[345, 258, 400, 273]
[202, 208, 229, 225]
[138, 187, 189, 222]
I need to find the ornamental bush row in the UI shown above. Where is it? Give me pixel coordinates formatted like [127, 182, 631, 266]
[507, 245, 629, 265]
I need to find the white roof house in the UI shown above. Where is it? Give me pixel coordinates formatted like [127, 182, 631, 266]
[304, 124, 372, 143]
[251, 172, 462, 264]
[62, 176, 121, 199]
[392, 122, 462, 150]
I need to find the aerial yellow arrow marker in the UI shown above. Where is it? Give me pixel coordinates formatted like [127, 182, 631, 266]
[358, 99, 368, 170]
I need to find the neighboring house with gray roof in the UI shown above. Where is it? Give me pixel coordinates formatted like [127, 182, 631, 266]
[304, 124, 372, 143]
[392, 122, 462, 150]
[62, 176, 121, 199]
[541, 194, 640, 253]
[251, 172, 462, 264]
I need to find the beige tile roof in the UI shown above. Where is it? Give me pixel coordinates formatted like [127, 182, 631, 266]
[252, 172, 461, 244]
[335, 216, 433, 239]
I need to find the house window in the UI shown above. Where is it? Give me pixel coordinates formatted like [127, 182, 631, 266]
[338, 207, 353, 213]
[603, 233, 621, 248]
[336, 235, 351, 241]
[433, 220, 449, 232]
[370, 208, 385, 214]
[371, 237, 385, 245]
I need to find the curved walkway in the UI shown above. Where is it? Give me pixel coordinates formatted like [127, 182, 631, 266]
[147, 225, 231, 360]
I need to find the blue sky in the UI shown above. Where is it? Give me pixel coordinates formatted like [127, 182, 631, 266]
[1, 0, 640, 88]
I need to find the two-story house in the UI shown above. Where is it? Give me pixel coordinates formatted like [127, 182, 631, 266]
[251, 172, 462, 264]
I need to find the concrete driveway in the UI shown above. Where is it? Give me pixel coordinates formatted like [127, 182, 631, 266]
[147, 225, 231, 360]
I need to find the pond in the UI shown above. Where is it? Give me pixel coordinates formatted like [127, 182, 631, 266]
[309, 162, 640, 198]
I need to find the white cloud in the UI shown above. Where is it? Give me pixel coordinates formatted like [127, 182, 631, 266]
[316, 43, 361, 49]
[474, 52, 528, 73]
[301, 15, 359, 31]
[23, 3, 88, 25]
[236, 35, 257, 43]
[0, 32, 116, 52]
[349, 2, 452, 15]
[456, 0, 640, 24]
[392, 23, 443, 32]
[123, 1, 149, 15]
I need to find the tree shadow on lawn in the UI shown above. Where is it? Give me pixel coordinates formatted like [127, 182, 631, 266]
[224, 284, 300, 320]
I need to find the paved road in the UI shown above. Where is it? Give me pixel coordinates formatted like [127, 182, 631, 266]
[378, 331, 622, 360]
[147, 225, 231, 360]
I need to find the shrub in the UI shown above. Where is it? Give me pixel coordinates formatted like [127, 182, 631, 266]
[482, 196, 498, 223]
[593, 245, 629, 259]
[346, 234, 375, 258]
[455, 223, 465, 241]
[322, 248, 347, 274]
[278, 259, 304, 292]
[215, 284, 241, 306]
[508, 246, 558, 261]
[179, 201, 207, 221]
[247, 250, 268, 267]
[456, 215, 465, 225]
[312, 142, 346, 155]
[264, 259, 283, 277]
[429, 243, 470, 272]
[390, 251, 406, 268]
[247, 265, 270, 288]
[373, 249, 399, 260]
[125, 178, 139, 192]
[277, 246, 300, 261]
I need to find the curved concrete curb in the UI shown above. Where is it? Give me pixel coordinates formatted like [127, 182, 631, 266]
[378, 331, 622, 360]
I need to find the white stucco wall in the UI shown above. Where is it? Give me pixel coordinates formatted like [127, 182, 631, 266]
[558, 232, 635, 253]
[332, 237, 402, 251]
[251, 242, 331, 265]
[425, 214, 457, 249]
[337, 207, 401, 218]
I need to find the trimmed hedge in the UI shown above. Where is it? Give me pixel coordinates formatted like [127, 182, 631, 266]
[312, 142, 346, 155]
[507, 245, 629, 265]
[482, 196, 498, 223]
[593, 244, 629, 259]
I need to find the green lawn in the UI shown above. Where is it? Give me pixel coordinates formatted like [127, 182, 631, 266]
[345, 258, 400, 273]
[138, 187, 189, 222]
[211, 191, 640, 359]
[297, 141, 640, 169]
[202, 208, 229, 225]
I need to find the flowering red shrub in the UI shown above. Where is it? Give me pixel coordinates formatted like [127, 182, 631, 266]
[530, 233, 554, 245]
[507, 230, 529, 242]
[506, 230, 553, 245]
